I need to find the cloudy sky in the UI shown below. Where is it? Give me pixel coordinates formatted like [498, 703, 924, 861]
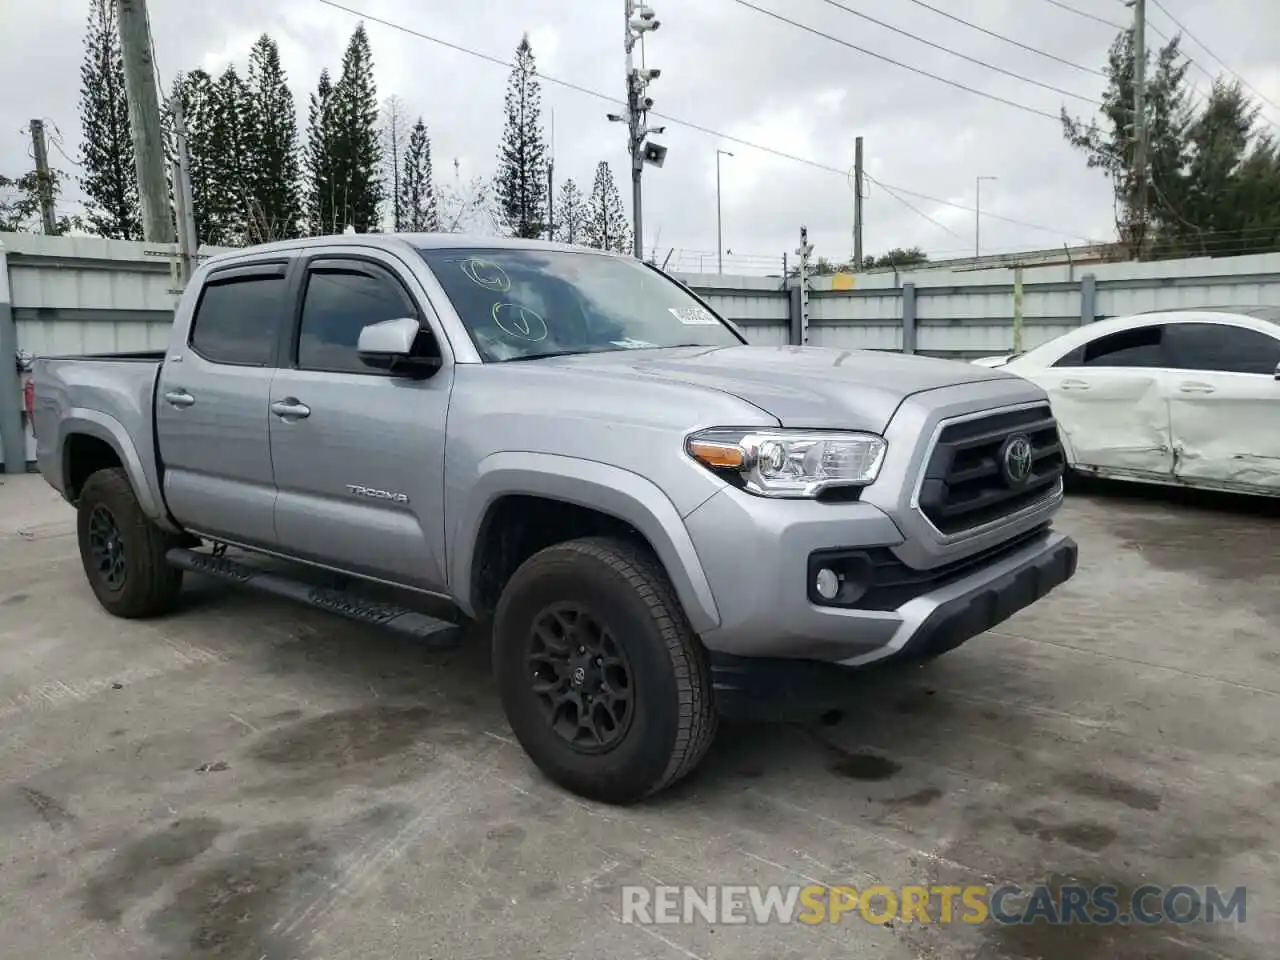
[4, 0, 1279, 273]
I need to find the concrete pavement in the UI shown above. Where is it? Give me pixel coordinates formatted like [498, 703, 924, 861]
[0, 472, 1276, 959]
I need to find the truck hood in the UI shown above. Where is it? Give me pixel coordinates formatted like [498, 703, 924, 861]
[545, 344, 1019, 432]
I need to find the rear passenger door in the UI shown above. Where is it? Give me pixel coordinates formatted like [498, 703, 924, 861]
[269, 251, 454, 591]
[1163, 321, 1280, 492]
[156, 261, 288, 547]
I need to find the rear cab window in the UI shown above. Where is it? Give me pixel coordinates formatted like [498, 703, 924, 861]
[188, 263, 289, 366]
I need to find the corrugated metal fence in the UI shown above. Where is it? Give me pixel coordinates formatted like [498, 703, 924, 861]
[4, 232, 1280, 470]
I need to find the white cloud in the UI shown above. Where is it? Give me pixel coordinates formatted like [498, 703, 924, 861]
[4, 0, 1279, 271]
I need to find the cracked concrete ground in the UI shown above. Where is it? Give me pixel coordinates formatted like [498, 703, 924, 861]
[0, 472, 1276, 959]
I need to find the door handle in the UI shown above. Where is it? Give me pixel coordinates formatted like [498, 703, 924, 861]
[163, 389, 195, 408]
[1178, 382, 1215, 394]
[1059, 379, 1090, 390]
[270, 398, 311, 420]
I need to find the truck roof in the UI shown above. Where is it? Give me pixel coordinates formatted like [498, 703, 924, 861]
[201, 233, 629, 269]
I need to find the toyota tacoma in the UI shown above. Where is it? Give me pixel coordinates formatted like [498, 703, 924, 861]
[32, 234, 1077, 804]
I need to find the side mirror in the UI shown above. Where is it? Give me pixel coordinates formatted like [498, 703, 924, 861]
[357, 316, 442, 378]
[1275, 361, 1280, 381]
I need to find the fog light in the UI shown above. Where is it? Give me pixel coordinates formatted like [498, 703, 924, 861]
[815, 567, 840, 600]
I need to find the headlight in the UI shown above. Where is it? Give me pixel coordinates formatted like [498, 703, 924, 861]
[685, 427, 886, 498]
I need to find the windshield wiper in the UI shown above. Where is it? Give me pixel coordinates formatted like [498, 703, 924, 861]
[498, 349, 600, 363]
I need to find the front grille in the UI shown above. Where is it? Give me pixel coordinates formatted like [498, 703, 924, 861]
[917, 405, 1064, 536]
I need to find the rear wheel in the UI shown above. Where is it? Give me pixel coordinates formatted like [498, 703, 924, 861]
[493, 536, 717, 804]
[76, 468, 183, 618]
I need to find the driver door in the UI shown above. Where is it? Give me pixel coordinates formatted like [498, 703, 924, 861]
[1035, 323, 1175, 480]
[269, 250, 454, 591]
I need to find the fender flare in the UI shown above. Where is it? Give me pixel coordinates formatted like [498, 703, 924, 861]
[58, 409, 168, 523]
[449, 452, 721, 635]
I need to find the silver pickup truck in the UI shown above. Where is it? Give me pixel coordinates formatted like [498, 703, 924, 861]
[32, 234, 1077, 804]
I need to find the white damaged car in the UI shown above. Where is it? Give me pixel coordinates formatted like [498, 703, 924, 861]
[970, 307, 1280, 497]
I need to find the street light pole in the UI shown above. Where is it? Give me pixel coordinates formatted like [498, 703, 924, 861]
[716, 149, 733, 274]
[975, 175, 998, 258]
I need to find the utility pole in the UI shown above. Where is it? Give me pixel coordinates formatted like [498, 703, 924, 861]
[1130, 0, 1148, 259]
[169, 94, 198, 287]
[614, 1, 664, 259]
[28, 120, 58, 235]
[853, 136, 864, 270]
[975, 175, 998, 258]
[715, 149, 733, 274]
[116, 0, 174, 244]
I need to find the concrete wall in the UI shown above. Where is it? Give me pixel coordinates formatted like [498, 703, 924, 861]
[5, 231, 1280, 470]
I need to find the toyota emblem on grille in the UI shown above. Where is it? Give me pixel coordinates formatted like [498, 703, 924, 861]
[999, 433, 1034, 488]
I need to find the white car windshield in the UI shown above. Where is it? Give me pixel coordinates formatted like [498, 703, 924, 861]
[417, 247, 744, 362]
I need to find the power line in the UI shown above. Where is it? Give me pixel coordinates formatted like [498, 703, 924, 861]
[1148, 0, 1280, 117]
[727, 0, 1062, 120]
[862, 172, 962, 239]
[813, 0, 1101, 103]
[1036, 0, 1123, 30]
[901, 0, 1105, 76]
[313, 0, 1096, 243]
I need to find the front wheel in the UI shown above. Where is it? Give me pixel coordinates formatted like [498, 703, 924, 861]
[76, 467, 183, 618]
[493, 536, 718, 804]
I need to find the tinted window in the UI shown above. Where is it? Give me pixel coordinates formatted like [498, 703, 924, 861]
[1054, 325, 1165, 368]
[417, 247, 743, 362]
[190, 275, 286, 365]
[1163, 322, 1280, 375]
[297, 267, 417, 373]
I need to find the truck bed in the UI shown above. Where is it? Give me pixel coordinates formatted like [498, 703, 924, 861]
[31, 353, 165, 512]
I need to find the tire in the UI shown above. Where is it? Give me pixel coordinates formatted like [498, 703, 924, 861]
[493, 536, 718, 804]
[76, 467, 183, 618]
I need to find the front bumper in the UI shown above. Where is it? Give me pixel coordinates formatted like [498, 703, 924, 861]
[706, 531, 1077, 718]
[685, 485, 1077, 666]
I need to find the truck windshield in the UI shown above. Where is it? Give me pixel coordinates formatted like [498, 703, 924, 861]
[416, 247, 744, 362]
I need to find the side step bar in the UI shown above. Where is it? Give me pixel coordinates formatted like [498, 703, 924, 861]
[165, 547, 462, 648]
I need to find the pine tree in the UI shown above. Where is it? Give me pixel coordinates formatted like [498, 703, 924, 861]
[381, 95, 409, 230]
[585, 161, 631, 253]
[331, 24, 383, 233]
[305, 69, 339, 234]
[553, 178, 585, 244]
[204, 66, 252, 245]
[173, 69, 218, 244]
[400, 118, 439, 232]
[78, 0, 140, 239]
[246, 35, 303, 242]
[495, 35, 548, 238]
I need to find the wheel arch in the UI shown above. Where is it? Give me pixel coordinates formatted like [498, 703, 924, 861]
[451, 453, 721, 634]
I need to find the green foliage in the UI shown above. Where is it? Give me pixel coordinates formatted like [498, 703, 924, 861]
[173, 69, 217, 243]
[1063, 27, 1280, 260]
[495, 35, 548, 239]
[0, 169, 82, 234]
[584, 162, 630, 253]
[329, 24, 383, 233]
[78, 0, 140, 239]
[805, 247, 928, 275]
[399, 118, 439, 232]
[304, 68, 340, 234]
[246, 35, 303, 242]
[206, 67, 252, 244]
[553, 178, 586, 245]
